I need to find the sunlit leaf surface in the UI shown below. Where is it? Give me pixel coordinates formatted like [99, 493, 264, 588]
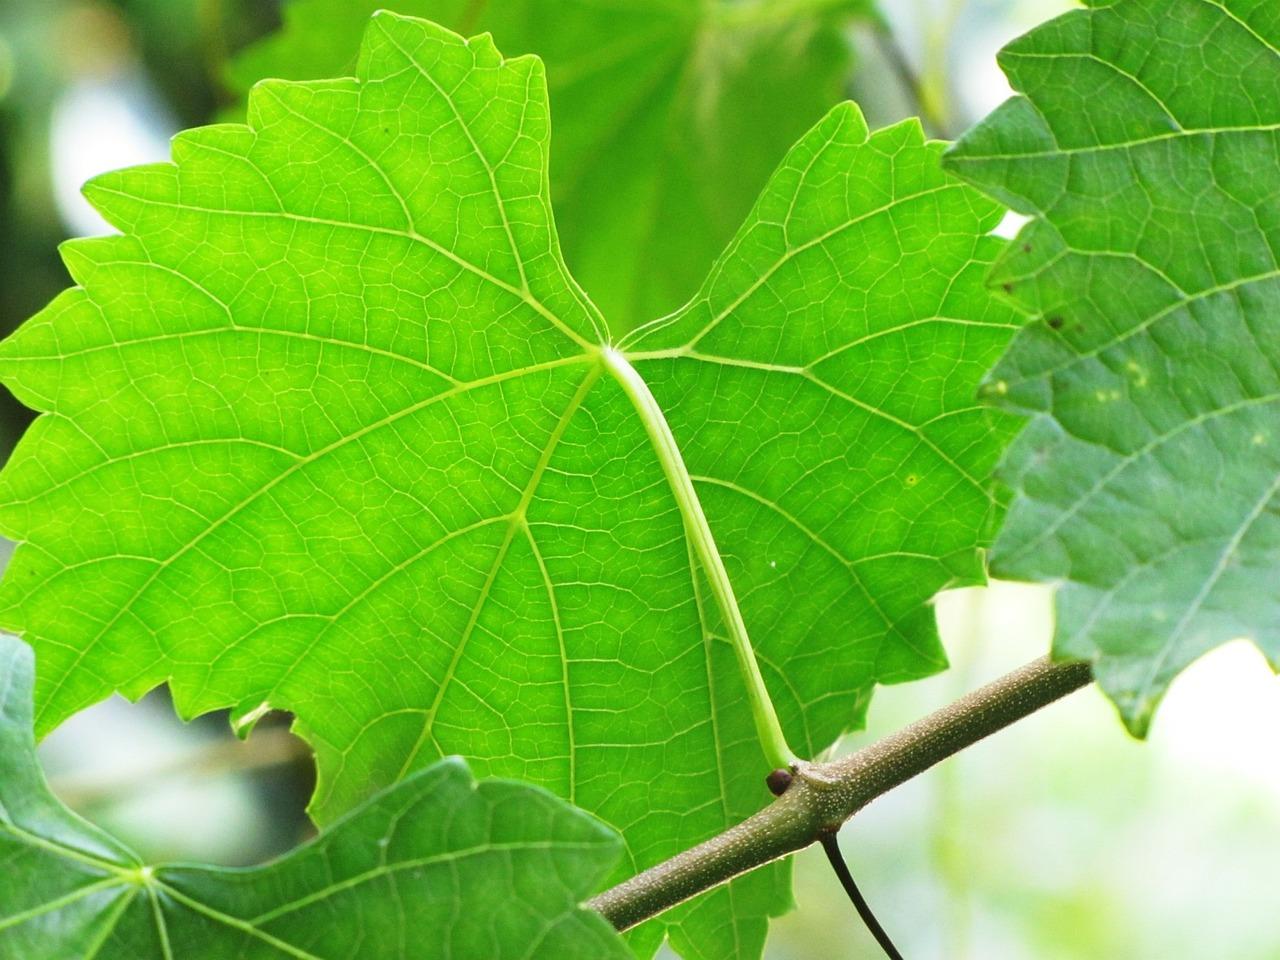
[0, 14, 1018, 956]
[224, 0, 873, 332]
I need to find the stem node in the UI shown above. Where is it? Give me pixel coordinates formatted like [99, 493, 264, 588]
[588, 656, 1092, 931]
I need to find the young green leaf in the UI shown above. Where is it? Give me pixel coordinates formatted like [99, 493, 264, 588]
[945, 0, 1280, 733]
[0, 13, 1018, 956]
[223, 0, 872, 333]
[0, 635, 628, 960]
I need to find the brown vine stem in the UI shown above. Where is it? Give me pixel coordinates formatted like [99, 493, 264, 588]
[588, 655, 1093, 931]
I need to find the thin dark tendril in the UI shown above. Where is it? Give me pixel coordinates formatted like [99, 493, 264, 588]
[820, 833, 904, 960]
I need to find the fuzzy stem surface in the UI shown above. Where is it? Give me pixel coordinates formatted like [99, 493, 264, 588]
[588, 655, 1092, 930]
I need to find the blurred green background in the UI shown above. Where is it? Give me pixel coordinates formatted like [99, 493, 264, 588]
[5, 1, 1280, 957]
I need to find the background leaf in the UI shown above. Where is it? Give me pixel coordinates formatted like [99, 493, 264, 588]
[0, 635, 628, 960]
[0, 13, 1017, 958]
[223, 0, 872, 334]
[945, 0, 1280, 733]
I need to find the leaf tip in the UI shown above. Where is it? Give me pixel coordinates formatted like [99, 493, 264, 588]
[435, 753, 476, 786]
[231, 699, 273, 739]
[1119, 700, 1156, 740]
[827, 99, 870, 143]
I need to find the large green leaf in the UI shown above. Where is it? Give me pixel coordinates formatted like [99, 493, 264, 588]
[0, 635, 627, 960]
[945, 0, 1280, 733]
[0, 14, 1018, 957]
[223, 0, 870, 333]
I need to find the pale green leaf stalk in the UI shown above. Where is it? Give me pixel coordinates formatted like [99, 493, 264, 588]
[603, 347, 795, 770]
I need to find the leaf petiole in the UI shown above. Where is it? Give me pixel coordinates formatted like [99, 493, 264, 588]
[602, 347, 796, 770]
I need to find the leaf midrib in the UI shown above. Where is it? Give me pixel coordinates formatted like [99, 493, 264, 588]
[394, 364, 603, 782]
[83, 186, 596, 353]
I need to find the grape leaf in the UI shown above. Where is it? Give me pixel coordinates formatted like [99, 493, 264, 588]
[945, 0, 1280, 733]
[0, 635, 628, 960]
[223, 0, 871, 333]
[0, 13, 1018, 957]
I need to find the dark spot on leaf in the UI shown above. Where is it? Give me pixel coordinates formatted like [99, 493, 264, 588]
[1022, 244, 1032, 253]
[905, 474, 919, 486]
[1047, 316, 1064, 330]
[1001, 282, 1013, 293]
